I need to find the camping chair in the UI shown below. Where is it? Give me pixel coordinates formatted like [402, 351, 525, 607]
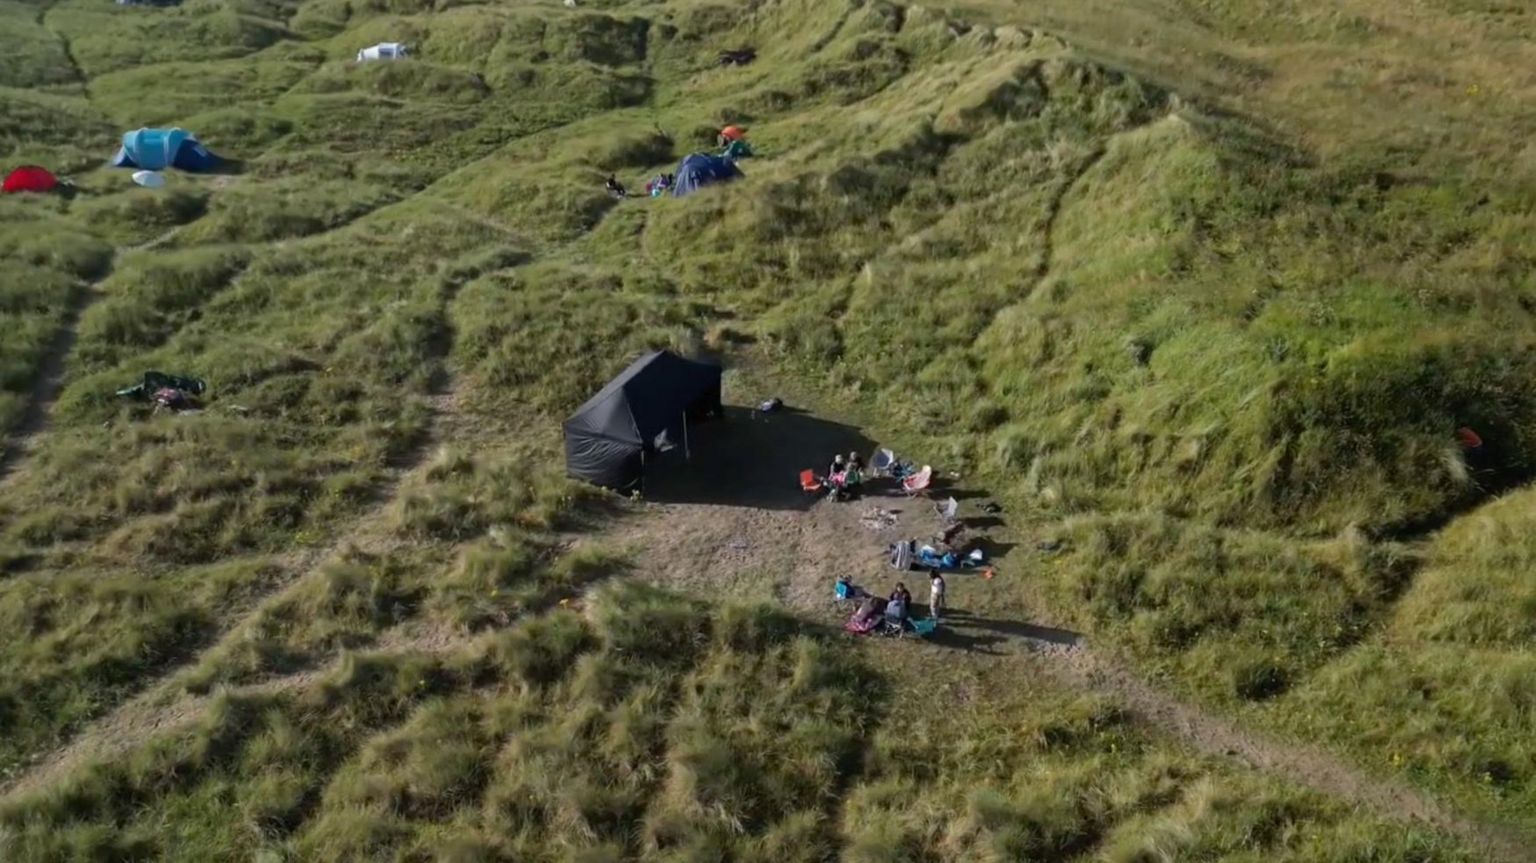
[871, 448, 896, 476]
[835, 579, 864, 604]
[933, 496, 964, 546]
[799, 469, 825, 496]
[906, 618, 939, 639]
[934, 496, 959, 524]
[845, 615, 880, 635]
[902, 465, 933, 497]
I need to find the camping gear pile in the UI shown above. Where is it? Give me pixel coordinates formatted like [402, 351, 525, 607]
[888, 539, 985, 572]
[116, 371, 207, 412]
[605, 126, 752, 202]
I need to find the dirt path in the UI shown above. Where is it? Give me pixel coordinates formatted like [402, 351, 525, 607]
[0, 284, 98, 483]
[0, 621, 462, 802]
[0, 370, 464, 801]
[596, 409, 1529, 863]
[0, 217, 206, 486]
[1035, 647, 1530, 863]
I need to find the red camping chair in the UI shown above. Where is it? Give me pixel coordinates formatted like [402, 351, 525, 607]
[799, 469, 825, 495]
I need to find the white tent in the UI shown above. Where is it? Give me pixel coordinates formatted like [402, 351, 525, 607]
[357, 42, 408, 62]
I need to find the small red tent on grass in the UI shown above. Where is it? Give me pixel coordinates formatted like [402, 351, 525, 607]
[2, 166, 59, 194]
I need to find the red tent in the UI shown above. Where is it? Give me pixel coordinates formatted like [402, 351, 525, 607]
[2, 166, 59, 194]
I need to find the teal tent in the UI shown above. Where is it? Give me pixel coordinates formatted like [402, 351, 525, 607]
[110, 128, 220, 172]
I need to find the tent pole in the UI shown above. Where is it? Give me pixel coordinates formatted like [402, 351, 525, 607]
[683, 412, 691, 460]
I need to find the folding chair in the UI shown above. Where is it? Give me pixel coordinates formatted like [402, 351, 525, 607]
[871, 448, 896, 476]
[799, 469, 825, 495]
[901, 465, 933, 497]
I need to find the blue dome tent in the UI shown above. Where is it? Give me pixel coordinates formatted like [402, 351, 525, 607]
[110, 128, 221, 172]
[670, 153, 742, 198]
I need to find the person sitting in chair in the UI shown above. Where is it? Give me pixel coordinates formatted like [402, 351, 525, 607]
[840, 451, 864, 498]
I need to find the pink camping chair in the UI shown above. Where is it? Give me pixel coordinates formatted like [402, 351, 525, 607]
[902, 465, 933, 497]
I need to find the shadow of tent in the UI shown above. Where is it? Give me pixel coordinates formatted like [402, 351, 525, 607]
[642, 405, 878, 512]
[927, 626, 1008, 655]
[957, 615, 1083, 647]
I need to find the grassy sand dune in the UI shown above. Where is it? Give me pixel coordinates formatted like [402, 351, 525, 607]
[0, 0, 1533, 858]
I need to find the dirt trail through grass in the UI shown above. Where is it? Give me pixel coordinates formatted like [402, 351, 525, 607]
[596, 409, 1529, 863]
[1044, 647, 1530, 862]
[0, 215, 214, 485]
[0, 219, 189, 485]
[37, 0, 86, 88]
[0, 621, 461, 802]
[0, 368, 466, 801]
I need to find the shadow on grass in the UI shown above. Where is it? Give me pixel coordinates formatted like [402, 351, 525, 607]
[641, 405, 878, 511]
[942, 608, 1083, 648]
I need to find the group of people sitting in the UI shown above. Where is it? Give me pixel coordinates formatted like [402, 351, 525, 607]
[825, 451, 865, 500]
[840, 570, 946, 636]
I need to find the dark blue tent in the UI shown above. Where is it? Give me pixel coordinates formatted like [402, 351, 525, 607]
[671, 153, 742, 198]
[110, 128, 221, 172]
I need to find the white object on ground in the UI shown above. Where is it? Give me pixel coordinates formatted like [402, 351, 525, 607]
[357, 42, 408, 62]
[131, 170, 165, 188]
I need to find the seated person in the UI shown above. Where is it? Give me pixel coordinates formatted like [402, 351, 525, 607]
[885, 597, 907, 623]
[852, 595, 887, 625]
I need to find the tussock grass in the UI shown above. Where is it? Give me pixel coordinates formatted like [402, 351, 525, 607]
[1, 0, 1535, 844]
[1035, 513, 1413, 702]
[0, 587, 1485, 860]
[0, 558, 282, 774]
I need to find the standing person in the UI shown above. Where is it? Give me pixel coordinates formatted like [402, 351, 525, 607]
[929, 569, 946, 620]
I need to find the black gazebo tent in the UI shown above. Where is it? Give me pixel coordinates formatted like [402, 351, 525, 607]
[564, 350, 723, 491]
